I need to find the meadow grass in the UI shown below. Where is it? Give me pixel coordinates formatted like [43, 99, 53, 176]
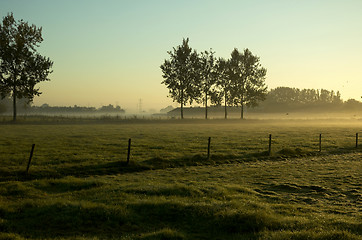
[0, 119, 361, 239]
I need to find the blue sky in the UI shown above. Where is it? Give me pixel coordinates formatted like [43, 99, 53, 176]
[1, 0, 361, 112]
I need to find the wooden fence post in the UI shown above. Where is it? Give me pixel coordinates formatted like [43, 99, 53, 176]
[207, 137, 211, 160]
[356, 133, 359, 148]
[26, 144, 35, 174]
[268, 134, 272, 156]
[319, 134, 322, 152]
[127, 138, 131, 165]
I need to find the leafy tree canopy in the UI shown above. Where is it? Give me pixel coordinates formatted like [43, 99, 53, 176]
[0, 12, 53, 120]
[160, 38, 200, 119]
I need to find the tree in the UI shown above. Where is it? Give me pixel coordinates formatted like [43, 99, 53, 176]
[213, 57, 233, 119]
[160, 38, 200, 119]
[299, 88, 319, 104]
[332, 91, 342, 104]
[267, 87, 300, 104]
[0, 13, 53, 121]
[228, 48, 267, 119]
[198, 49, 217, 119]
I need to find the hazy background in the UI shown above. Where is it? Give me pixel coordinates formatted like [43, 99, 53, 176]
[1, 0, 361, 113]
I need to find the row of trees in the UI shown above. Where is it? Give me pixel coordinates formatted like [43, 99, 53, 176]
[31, 103, 125, 114]
[0, 13, 53, 121]
[160, 38, 267, 119]
[0, 98, 126, 115]
[256, 87, 362, 113]
[266, 87, 342, 105]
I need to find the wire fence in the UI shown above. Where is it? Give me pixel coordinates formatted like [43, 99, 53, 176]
[3, 131, 359, 174]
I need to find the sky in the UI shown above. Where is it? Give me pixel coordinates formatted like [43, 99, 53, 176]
[1, 0, 362, 112]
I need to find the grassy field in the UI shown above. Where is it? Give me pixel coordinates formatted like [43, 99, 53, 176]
[0, 119, 361, 239]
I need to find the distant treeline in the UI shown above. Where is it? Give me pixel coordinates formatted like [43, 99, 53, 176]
[257, 87, 361, 113]
[0, 98, 125, 115]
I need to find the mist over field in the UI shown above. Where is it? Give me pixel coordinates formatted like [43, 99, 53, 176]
[2, 83, 361, 121]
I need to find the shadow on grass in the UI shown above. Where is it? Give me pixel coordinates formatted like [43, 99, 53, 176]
[0, 202, 127, 239]
[1, 147, 360, 182]
[3, 199, 359, 240]
[0, 200, 273, 239]
[0, 161, 149, 182]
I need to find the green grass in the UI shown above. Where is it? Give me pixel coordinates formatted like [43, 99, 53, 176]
[0, 119, 361, 239]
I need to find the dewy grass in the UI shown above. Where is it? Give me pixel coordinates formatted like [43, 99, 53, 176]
[0, 120, 361, 239]
[0, 121, 361, 171]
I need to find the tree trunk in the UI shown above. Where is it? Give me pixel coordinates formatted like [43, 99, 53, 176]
[180, 90, 184, 119]
[13, 87, 17, 122]
[180, 101, 184, 119]
[241, 91, 244, 120]
[224, 91, 227, 119]
[241, 102, 244, 120]
[205, 92, 208, 120]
